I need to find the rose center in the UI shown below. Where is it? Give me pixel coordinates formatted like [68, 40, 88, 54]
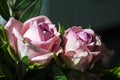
[39, 23, 54, 41]
[78, 32, 92, 43]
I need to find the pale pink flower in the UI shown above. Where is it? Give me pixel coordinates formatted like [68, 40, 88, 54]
[5, 16, 61, 65]
[62, 26, 102, 71]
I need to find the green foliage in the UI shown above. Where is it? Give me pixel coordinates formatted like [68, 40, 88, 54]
[53, 63, 68, 80]
[0, 24, 19, 61]
[99, 66, 120, 80]
[0, 0, 42, 22]
[0, 24, 7, 42]
[18, 0, 42, 22]
[15, 0, 35, 10]
[0, 24, 16, 80]
[14, 56, 29, 80]
[112, 66, 120, 79]
[0, 0, 11, 21]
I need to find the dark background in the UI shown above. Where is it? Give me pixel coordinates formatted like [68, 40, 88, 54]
[98, 25, 120, 80]
[98, 24, 120, 66]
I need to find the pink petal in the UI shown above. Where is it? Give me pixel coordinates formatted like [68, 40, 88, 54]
[4, 17, 23, 50]
[25, 16, 52, 24]
[21, 16, 52, 35]
[39, 36, 61, 51]
[84, 29, 95, 36]
[31, 52, 54, 65]
[67, 26, 83, 33]
[65, 30, 80, 51]
[23, 21, 43, 45]
[31, 52, 53, 61]
[17, 39, 49, 59]
[95, 36, 102, 46]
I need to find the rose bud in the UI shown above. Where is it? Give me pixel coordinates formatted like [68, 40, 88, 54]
[62, 26, 102, 71]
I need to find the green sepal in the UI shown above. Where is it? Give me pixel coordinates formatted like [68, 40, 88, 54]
[28, 63, 44, 70]
[21, 56, 29, 64]
[58, 23, 66, 36]
[23, 62, 53, 80]
[88, 24, 92, 29]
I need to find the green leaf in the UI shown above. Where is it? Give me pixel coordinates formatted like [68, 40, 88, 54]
[19, 0, 42, 22]
[53, 64, 68, 80]
[111, 66, 120, 78]
[7, 44, 19, 61]
[0, 24, 7, 42]
[0, 0, 11, 21]
[7, 0, 15, 17]
[15, 0, 35, 10]
[0, 24, 19, 61]
[99, 67, 120, 80]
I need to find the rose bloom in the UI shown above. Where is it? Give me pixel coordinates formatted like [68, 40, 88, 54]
[4, 16, 61, 65]
[62, 26, 102, 71]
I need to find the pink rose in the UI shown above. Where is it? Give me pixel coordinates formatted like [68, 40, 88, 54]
[4, 16, 61, 65]
[62, 26, 102, 71]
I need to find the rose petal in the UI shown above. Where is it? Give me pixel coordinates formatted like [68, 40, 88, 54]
[31, 52, 53, 65]
[68, 26, 83, 33]
[65, 30, 80, 51]
[31, 53, 53, 61]
[23, 21, 43, 45]
[84, 29, 95, 36]
[4, 17, 23, 50]
[13, 28, 23, 41]
[17, 39, 49, 59]
[21, 16, 52, 35]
